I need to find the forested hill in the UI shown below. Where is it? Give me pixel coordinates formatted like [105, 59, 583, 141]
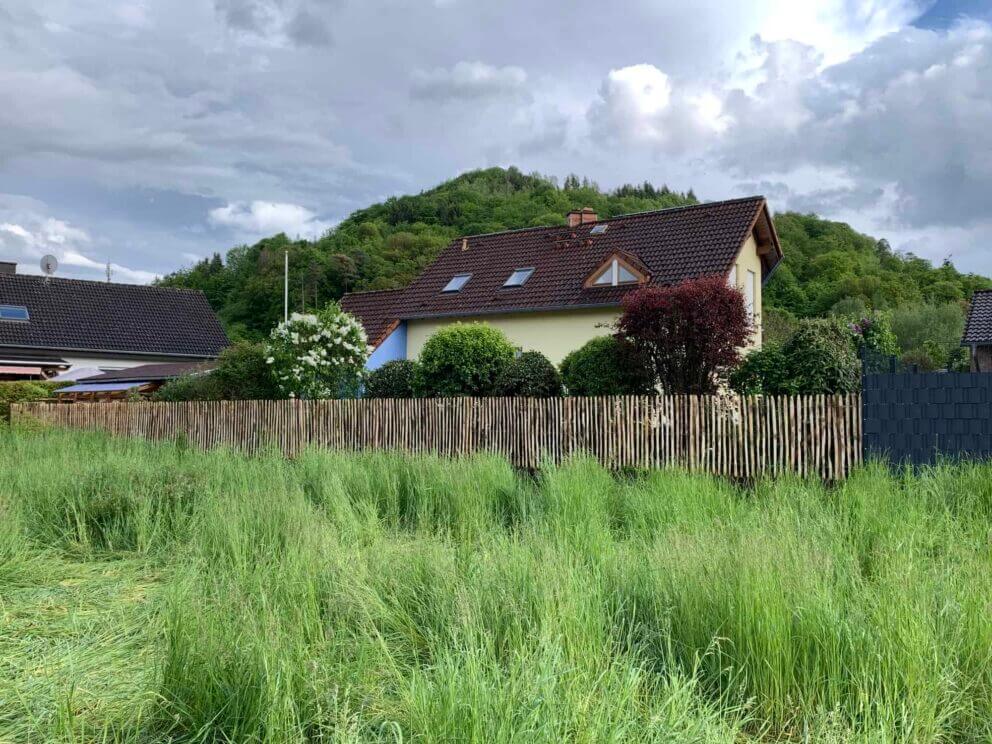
[157, 167, 990, 365]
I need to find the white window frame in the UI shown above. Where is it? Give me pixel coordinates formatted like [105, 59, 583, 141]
[591, 258, 641, 287]
[745, 269, 756, 318]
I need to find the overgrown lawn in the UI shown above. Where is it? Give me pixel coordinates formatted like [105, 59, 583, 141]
[2, 426, 992, 742]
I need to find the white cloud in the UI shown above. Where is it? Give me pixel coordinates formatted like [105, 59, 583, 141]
[588, 64, 729, 149]
[411, 61, 528, 101]
[208, 200, 332, 238]
[0, 197, 155, 283]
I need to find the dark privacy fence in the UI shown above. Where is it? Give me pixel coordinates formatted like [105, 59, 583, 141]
[862, 371, 992, 465]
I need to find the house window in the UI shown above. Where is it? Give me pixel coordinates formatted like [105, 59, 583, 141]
[503, 268, 535, 287]
[442, 273, 472, 292]
[744, 269, 756, 318]
[590, 259, 640, 287]
[0, 305, 29, 321]
[728, 265, 737, 287]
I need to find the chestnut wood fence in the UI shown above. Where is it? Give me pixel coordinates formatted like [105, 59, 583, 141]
[13, 394, 862, 479]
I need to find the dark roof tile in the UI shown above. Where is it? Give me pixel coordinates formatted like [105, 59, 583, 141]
[963, 290, 992, 344]
[0, 274, 228, 357]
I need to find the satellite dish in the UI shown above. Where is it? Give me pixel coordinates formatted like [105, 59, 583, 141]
[41, 254, 58, 276]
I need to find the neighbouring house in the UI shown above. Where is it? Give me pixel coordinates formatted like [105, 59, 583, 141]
[342, 197, 783, 368]
[963, 289, 992, 372]
[0, 262, 228, 381]
[55, 361, 216, 401]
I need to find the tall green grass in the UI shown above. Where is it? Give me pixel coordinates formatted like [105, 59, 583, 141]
[3, 425, 992, 742]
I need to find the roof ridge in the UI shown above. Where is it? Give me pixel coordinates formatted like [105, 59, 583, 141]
[456, 195, 767, 241]
[341, 287, 406, 297]
[0, 273, 207, 293]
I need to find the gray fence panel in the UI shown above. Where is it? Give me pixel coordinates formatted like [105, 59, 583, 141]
[862, 371, 992, 465]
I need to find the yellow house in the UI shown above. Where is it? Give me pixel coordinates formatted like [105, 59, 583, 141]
[342, 197, 783, 369]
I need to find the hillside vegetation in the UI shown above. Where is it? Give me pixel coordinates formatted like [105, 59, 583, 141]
[158, 167, 990, 361]
[5, 427, 992, 741]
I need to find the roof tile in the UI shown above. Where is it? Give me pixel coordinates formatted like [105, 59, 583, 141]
[0, 274, 228, 357]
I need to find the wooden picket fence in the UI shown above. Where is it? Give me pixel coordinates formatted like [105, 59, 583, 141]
[13, 394, 862, 479]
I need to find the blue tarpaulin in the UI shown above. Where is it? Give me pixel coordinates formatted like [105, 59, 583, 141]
[57, 381, 151, 393]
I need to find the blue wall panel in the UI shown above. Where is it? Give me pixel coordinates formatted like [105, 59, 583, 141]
[366, 321, 406, 371]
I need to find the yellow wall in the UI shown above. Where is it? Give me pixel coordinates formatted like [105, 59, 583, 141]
[406, 307, 621, 365]
[731, 234, 763, 348]
[406, 229, 765, 362]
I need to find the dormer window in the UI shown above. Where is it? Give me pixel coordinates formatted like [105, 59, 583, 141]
[442, 273, 472, 293]
[0, 305, 29, 321]
[503, 267, 534, 287]
[585, 255, 646, 288]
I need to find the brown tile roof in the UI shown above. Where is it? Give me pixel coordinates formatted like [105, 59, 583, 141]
[341, 197, 781, 346]
[0, 273, 228, 358]
[963, 290, 992, 344]
[339, 288, 405, 346]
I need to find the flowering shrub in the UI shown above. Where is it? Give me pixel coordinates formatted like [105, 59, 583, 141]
[266, 306, 369, 399]
[848, 311, 898, 357]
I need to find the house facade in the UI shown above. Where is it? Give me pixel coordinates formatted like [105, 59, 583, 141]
[0, 263, 228, 380]
[342, 197, 783, 368]
[963, 289, 992, 372]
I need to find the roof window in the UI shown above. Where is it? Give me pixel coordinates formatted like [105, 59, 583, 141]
[442, 273, 472, 293]
[589, 224, 608, 235]
[589, 259, 641, 287]
[0, 305, 29, 321]
[503, 267, 535, 287]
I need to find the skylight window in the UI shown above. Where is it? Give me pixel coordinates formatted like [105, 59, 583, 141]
[589, 224, 608, 235]
[503, 267, 535, 287]
[442, 273, 472, 293]
[0, 305, 29, 321]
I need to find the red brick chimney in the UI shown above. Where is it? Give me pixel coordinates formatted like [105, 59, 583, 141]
[567, 207, 598, 228]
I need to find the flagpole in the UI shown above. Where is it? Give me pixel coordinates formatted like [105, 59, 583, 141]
[284, 249, 289, 323]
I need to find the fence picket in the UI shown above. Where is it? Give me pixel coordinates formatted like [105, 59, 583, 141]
[11, 394, 862, 479]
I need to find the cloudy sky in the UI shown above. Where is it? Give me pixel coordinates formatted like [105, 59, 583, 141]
[0, 0, 990, 283]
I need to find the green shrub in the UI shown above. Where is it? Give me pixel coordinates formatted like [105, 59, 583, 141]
[413, 324, 515, 397]
[212, 342, 280, 399]
[494, 351, 562, 397]
[728, 345, 794, 395]
[781, 318, 860, 393]
[848, 311, 899, 357]
[0, 381, 64, 422]
[559, 336, 654, 396]
[153, 373, 224, 402]
[365, 360, 418, 398]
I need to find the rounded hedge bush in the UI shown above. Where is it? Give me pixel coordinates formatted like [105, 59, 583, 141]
[781, 318, 860, 393]
[414, 324, 515, 397]
[559, 336, 655, 396]
[365, 360, 418, 398]
[728, 344, 793, 395]
[494, 351, 562, 397]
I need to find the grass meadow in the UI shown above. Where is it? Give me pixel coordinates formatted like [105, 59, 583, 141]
[3, 426, 992, 742]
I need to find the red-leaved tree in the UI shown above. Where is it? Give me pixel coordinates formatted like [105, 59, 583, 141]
[616, 275, 751, 393]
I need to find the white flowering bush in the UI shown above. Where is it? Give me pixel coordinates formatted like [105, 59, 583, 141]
[265, 305, 369, 399]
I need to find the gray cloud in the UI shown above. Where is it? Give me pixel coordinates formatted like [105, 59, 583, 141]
[214, 0, 334, 46]
[411, 61, 528, 101]
[0, 0, 990, 282]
